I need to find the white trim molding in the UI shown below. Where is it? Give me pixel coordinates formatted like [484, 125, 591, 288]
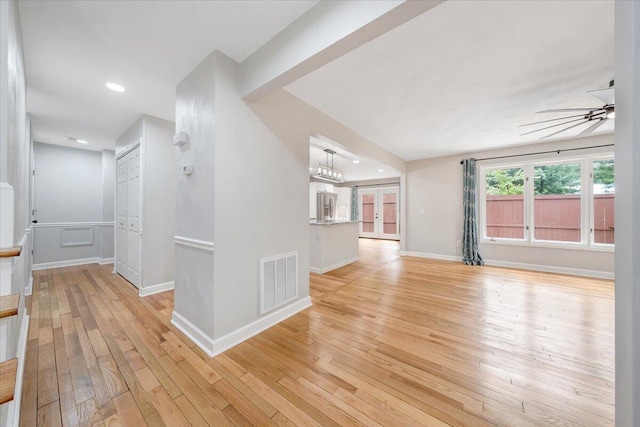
[32, 221, 115, 228]
[483, 258, 614, 280]
[139, 281, 174, 297]
[33, 257, 101, 271]
[309, 257, 358, 275]
[6, 314, 29, 427]
[399, 251, 613, 279]
[174, 236, 214, 252]
[98, 257, 114, 265]
[171, 296, 312, 357]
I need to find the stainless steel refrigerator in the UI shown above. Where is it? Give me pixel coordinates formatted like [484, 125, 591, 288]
[317, 192, 338, 221]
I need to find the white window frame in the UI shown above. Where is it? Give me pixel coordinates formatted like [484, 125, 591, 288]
[479, 163, 528, 243]
[590, 155, 616, 249]
[479, 152, 614, 253]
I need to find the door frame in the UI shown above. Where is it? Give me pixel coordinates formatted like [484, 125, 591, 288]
[357, 186, 400, 240]
[115, 139, 143, 289]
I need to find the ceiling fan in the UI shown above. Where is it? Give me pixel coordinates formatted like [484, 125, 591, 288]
[519, 80, 614, 140]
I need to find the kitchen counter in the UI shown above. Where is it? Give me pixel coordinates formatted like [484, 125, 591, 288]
[309, 221, 359, 274]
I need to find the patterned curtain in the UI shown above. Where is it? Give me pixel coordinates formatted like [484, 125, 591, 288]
[462, 159, 484, 266]
[351, 186, 358, 221]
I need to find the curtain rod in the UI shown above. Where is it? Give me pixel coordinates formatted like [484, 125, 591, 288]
[459, 143, 614, 165]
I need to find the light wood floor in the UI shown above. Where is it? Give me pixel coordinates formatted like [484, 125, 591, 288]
[20, 238, 614, 426]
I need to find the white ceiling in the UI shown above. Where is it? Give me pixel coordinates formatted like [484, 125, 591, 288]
[19, 0, 318, 151]
[310, 136, 399, 183]
[287, 0, 615, 161]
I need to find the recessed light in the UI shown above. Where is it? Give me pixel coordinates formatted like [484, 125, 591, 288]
[353, 160, 360, 164]
[309, 167, 314, 171]
[378, 169, 384, 173]
[77, 139, 88, 144]
[106, 82, 125, 92]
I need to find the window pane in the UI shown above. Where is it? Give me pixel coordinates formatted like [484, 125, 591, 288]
[361, 194, 375, 233]
[533, 162, 581, 242]
[593, 159, 615, 244]
[485, 168, 525, 239]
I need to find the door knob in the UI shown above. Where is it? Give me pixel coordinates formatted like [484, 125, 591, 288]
[32, 220, 38, 223]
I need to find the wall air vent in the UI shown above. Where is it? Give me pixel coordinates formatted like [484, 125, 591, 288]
[260, 252, 297, 315]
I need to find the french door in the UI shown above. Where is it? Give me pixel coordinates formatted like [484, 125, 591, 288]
[116, 145, 141, 288]
[358, 187, 400, 240]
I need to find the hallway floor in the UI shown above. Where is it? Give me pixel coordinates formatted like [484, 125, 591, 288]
[21, 239, 614, 426]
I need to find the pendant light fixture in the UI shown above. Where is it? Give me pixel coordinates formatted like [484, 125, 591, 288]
[314, 149, 344, 183]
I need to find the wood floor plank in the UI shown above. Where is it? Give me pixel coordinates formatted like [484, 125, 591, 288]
[21, 239, 614, 427]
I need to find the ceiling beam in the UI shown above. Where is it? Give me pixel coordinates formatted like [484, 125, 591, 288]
[239, 0, 444, 102]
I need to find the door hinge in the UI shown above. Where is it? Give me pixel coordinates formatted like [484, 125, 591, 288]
[525, 177, 529, 182]
[31, 249, 34, 255]
[32, 170, 35, 175]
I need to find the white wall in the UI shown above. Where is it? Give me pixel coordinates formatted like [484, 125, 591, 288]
[31, 143, 115, 267]
[174, 51, 217, 340]
[404, 134, 615, 276]
[141, 116, 175, 290]
[213, 52, 310, 338]
[172, 51, 312, 352]
[101, 150, 115, 260]
[614, 0, 640, 423]
[0, 1, 30, 425]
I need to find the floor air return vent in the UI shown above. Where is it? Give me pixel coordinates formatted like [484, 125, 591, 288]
[260, 252, 297, 315]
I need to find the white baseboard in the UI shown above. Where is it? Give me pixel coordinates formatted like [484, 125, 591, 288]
[483, 259, 614, 280]
[139, 281, 174, 297]
[6, 314, 29, 427]
[32, 257, 100, 271]
[309, 257, 358, 275]
[25, 276, 33, 296]
[98, 257, 114, 265]
[171, 296, 312, 357]
[399, 251, 613, 279]
[170, 311, 216, 356]
[400, 251, 462, 262]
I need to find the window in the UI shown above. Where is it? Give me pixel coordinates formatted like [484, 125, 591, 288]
[485, 167, 525, 240]
[533, 162, 582, 243]
[592, 158, 615, 245]
[480, 154, 614, 250]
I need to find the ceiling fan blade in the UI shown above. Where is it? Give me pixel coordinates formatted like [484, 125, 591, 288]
[518, 111, 605, 127]
[578, 118, 609, 136]
[537, 108, 601, 113]
[520, 117, 590, 136]
[588, 87, 615, 105]
[539, 119, 592, 140]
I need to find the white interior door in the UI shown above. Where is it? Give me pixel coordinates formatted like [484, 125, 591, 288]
[116, 155, 128, 277]
[126, 147, 141, 287]
[358, 190, 378, 238]
[378, 188, 400, 240]
[358, 187, 400, 240]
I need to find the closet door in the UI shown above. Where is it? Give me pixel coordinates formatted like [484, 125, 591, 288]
[116, 156, 128, 277]
[126, 146, 141, 287]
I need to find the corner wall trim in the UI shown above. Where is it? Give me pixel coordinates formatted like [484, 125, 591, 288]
[139, 281, 174, 297]
[171, 296, 312, 358]
[399, 251, 613, 279]
[174, 236, 214, 252]
[309, 257, 358, 275]
[25, 276, 33, 297]
[32, 257, 100, 271]
[98, 258, 114, 265]
[171, 311, 217, 357]
[7, 314, 29, 427]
